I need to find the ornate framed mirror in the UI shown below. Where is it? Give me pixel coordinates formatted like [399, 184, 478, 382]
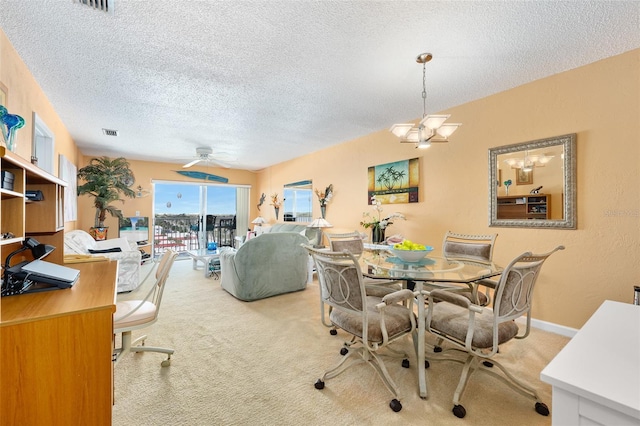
[489, 133, 576, 229]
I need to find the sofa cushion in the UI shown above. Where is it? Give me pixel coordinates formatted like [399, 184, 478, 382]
[266, 223, 318, 246]
[64, 229, 98, 254]
[95, 237, 133, 252]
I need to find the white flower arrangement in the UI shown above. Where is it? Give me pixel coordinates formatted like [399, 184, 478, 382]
[360, 195, 406, 230]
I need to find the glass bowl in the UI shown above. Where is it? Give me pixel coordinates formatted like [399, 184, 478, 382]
[390, 246, 434, 262]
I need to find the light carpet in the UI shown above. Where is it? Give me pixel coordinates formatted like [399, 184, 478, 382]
[113, 259, 569, 425]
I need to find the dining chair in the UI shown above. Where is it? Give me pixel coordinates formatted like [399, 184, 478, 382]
[322, 231, 402, 334]
[304, 245, 416, 412]
[423, 245, 564, 418]
[441, 231, 498, 306]
[113, 249, 178, 367]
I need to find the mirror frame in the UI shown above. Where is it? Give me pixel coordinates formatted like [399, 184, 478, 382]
[489, 133, 577, 229]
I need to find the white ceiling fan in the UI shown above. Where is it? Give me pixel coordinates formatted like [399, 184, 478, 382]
[182, 147, 231, 168]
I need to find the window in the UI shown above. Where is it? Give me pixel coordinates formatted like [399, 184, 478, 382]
[32, 112, 55, 174]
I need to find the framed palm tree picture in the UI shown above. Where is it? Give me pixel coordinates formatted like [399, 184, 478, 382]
[367, 158, 419, 204]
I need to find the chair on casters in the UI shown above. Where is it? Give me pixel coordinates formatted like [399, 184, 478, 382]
[113, 249, 178, 367]
[442, 231, 498, 306]
[422, 245, 564, 418]
[322, 231, 402, 335]
[304, 245, 416, 412]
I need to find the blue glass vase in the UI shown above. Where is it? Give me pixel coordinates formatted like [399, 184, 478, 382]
[0, 106, 25, 152]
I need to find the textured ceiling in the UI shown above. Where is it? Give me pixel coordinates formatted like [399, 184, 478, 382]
[1, 1, 639, 171]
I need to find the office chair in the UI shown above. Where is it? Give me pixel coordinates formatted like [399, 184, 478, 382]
[423, 245, 564, 418]
[305, 245, 416, 412]
[113, 249, 178, 367]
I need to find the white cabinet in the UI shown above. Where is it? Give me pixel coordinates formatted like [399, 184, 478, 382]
[540, 301, 640, 425]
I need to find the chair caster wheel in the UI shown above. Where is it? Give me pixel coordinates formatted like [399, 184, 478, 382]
[389, 398, 402, 412]
[161, 359, 171, 367]
[401, 359, 410, 368]
[535, 402, 550, 416]
[329, 329, 337, 335]
[483, 361, 494, 367]
[425, 360, 430, 369]
[434, 346, 442, 353]
[314, 379, 325, 390]
[453, 404, 466, 418]
[340, 347, 348, 356]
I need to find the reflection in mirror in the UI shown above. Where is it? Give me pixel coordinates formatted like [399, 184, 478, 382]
[283, 180, 313, 223]
[489, 134, 576, 229]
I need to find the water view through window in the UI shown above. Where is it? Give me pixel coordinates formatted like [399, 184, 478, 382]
[153, 183, 238, 256]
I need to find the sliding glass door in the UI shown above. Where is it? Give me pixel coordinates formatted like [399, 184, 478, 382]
[152, 181, 249, 256]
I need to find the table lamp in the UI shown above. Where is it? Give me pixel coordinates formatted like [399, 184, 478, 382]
[307, 218, 333, 248]
[251, 216, 266, 231]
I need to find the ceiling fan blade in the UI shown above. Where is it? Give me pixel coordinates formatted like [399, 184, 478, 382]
[208, 158, 232, 168]
[183, 158, 202, 168]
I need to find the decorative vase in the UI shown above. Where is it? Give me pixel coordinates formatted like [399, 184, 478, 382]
[505, 185, 510, 196]
[274, 207, 280, 220]
[371, 226, 386, 244]
[0, 107, 25, 153]
[90, 227, 109, 241]
[320, 205, 326, 219]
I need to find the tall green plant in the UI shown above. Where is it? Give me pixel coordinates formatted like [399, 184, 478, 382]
[77, 156, 136, 228]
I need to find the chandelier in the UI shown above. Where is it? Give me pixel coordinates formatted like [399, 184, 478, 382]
[389, 53, 461, 149]
[504, 151, 555, 172]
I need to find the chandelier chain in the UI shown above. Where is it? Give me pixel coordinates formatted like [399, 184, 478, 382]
[421, 62, 427, 118]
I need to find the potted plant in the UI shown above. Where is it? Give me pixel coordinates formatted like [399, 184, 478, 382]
[77, 156, 136, 240]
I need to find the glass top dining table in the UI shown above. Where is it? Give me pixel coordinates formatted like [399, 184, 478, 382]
[359, 246, 503, 398]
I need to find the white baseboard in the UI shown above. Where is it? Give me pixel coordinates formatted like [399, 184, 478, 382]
[516, 316, 578, 338]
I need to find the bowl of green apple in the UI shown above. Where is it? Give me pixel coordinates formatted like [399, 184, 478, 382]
[390, 240, 434, 262]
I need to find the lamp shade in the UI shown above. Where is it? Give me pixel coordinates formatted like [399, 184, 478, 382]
[389, 123, 413, 138]
[307, 218, 333, 228]
[420, 114, 450, 130]
[435, 123, 461, 138]
[251, 216, 266, 225]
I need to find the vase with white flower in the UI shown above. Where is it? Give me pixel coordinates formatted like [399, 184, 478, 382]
[314, 184, 333, 218]
[271, 193, 284, 220]
[360, 196, 406, 244]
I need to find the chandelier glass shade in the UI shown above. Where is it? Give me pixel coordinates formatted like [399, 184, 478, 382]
[390, 53, 461, 149]
[503, 151, 555, 172]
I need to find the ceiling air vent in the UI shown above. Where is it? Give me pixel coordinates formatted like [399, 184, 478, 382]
[74, 0, 114, 14]
[102, 128, 119, 136]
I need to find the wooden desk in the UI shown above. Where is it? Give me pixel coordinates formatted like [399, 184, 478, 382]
[1, 260, 118, 426]
[540, 300, 640, 425]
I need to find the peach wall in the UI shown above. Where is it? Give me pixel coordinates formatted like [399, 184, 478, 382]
[259, 49, 640, 329]
[1, 30, 82, 232]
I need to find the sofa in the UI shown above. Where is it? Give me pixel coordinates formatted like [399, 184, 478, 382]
[219, 232, 310, 301]
[64, 230, 142, 292]
[240, 223, 319, 246]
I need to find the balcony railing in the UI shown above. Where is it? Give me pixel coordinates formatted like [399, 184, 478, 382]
[152, 214, 236, 258]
